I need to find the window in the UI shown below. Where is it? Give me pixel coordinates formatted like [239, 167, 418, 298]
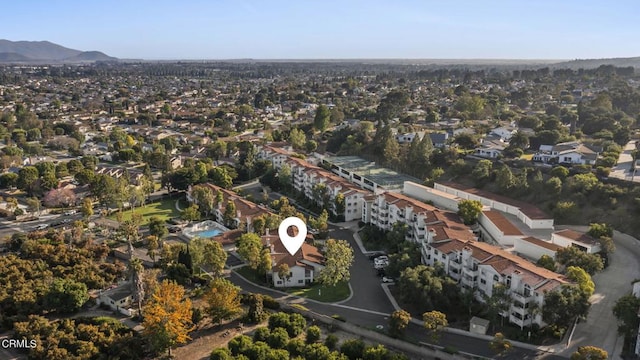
[524, 285, 531, 297]
[506, 276, 511, 287]
[441, 254, 446, 259]
[298, 280, 304, 284]
[480, 279, 486, 285]
[493, 275, 499, 282]
[277, 281, 282, 285]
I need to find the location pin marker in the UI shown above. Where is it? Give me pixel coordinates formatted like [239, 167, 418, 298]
[278, 216, 307, 256]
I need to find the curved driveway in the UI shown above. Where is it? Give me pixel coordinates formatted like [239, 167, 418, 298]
[557, 226, 640, 358]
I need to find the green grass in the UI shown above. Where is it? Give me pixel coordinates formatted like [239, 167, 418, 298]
[286, 281, 350, 303]
[108, 198, 182, 224]
[235, 266, 266, 285]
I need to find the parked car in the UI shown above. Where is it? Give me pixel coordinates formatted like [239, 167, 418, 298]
[382, 276, 395, 283]
[33, 224, 49, 230]
[169, 225, 182, 233]
[368, 251, 387, 260]
[374, 263, 388, 270]
[63, 210, 77, 215]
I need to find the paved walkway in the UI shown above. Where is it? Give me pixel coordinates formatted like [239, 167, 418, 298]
[175, 199, 183, 211]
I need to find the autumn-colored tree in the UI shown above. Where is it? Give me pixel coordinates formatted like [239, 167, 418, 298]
[43, 188, 76, 208]
[489, 333, 512, 355]
[142, 280, 194, 356]
[204, 278, 242, 326]
[423, 310, 448, 341]
[81, 197, 93, 221]
[570, 346, 607, 360]
[389, 309, 411, 338]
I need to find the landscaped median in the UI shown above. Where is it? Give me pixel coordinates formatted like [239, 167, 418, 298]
[235, 266, 351, 303]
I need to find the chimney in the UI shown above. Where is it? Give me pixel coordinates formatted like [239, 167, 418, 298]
[236, 210, 241, 219]
[265, 228, 269, 236]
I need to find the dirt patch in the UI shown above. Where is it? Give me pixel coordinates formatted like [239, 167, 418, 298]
[170, 319, 261, 360]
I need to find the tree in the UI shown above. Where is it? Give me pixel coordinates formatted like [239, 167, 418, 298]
[17, 166, 39, 195]
[542, 286, 590, 328]
[246, 294, 267, 323]
[209, 167, 233, 189]
[314, 104, 331, 132]
[148, 216, 168, 241]
[142, 280, 194, 356]
[613, 294, 640, 341]
[457, 199, 483, 225]
[471, 159, 493, 186]
[489, 333, 512, 355]
[43, 188, 76, 208]
[45, 278, 89, 313]
[495, 165, 516, 193]
[389, 309, 411, 338]
[509, 131, 530, 150]
[289, 128, 306, 151]
[318, 239, 354, 286]
[223, 200, 237, 227]
[276, 263, 292, 286]
[81, 197, 93, 221]
[237, 233, 264, 270]
[551, 165, 569, 179]
[199, 239, 227, 277]
[454, 133, 479, 150]
[182, 204, 200, 223]
[258, 247, 272, 279]
[536, 254, 557, 271]
[25, 197, 40, 214]
[204, 278, 242, 326]
[341, 339, 366, 360]
[556, 246, 604, 275]
[570, 346, 607, 360]
[566, 266, 595, 297]
[423, 310, 448, 341]
[587, 223, 613, 239]
[486, 283, 511, 328]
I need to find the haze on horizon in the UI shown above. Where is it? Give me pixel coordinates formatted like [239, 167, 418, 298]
[2, 0, 638, 60]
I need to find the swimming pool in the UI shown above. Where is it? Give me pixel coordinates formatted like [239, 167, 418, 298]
[195, 228, 222, 238]
[182, 220, 230, 240]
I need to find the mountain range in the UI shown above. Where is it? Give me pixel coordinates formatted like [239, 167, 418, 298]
[0, 40, 117, 63]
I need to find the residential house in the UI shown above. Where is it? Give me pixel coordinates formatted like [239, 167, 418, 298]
[262, 232, 325, 288]
[532, 141, 600, 165]
[429, 132, 450, 148]
[551, 229, 602, 253]
[490, 126, 518, 141]
[474, 135, 506, 159]
[97, 283, 134, 316]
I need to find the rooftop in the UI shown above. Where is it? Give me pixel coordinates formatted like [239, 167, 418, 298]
[323, 155, 420, 188]
[482, 210, 524, 236]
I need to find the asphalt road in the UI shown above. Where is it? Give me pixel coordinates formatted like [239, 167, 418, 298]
[610, 141, 639, 182]
[556, 226, 640, 358]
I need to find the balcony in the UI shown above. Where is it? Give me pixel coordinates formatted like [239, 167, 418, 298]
[462, 267, 478, 277]
[511, 291, 532, 304]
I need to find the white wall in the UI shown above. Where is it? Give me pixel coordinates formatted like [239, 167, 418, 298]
[273, 265, 311, 288]
[402, 182, 459, 211]
[513, 238, 557, 261]
[478, 213, 523, 246]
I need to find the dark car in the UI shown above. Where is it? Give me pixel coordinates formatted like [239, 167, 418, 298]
[168, 225, 182, 233]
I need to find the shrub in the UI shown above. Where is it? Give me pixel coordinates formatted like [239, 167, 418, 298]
[324, 334, 339, 350]
[305, 325, 321, 344]
[253, 327, 271, 342]
[262, 295, 280, 310]
[331, 314, 346, 322]
[267, 327, 289, 349]
[210, 348, 232, 360]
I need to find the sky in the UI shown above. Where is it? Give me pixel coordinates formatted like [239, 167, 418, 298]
[1, 0, 639, 60]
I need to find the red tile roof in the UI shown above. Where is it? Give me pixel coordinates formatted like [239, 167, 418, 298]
[482, 210, 524, 236]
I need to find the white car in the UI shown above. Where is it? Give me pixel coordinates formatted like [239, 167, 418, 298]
[64, 210, 77, 215]
[34, 224, 49, 230]
[382, 276, 395, 283]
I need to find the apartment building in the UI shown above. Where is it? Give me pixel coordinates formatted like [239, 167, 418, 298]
[362, 189, 568, 328]
[258, 146, 369, 221]
[187, 183, 272, 230]
[422, 234, 568, 328]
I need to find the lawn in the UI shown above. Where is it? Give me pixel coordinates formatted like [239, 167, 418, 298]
[235, 266, 266, 285]
[286, 281, 350, 303]
[520, 153, 534, 160]
[108, 197, 182, 224]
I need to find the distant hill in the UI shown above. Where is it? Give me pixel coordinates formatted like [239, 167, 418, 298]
[65, 51, 117, 62]
[0, 52, 33, 61]
[551, 56, 640, 69]
[0, 39, 117, 63]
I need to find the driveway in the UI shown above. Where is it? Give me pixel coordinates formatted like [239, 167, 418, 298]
[610, 141, 639, 182]
[328, 225, 396, 314]
[556, 226, 640, 358]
